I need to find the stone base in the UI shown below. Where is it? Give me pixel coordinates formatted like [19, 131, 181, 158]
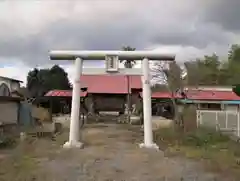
[139, 142, 159, 150]
[63, 141, 84, 149]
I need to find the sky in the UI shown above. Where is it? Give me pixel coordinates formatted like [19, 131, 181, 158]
[0, 0, 240, 85]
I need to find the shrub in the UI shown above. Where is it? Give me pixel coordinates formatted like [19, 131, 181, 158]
[155, 126, 230, 148]
[0, 135, 17, 148]
[181, 127, 230, 147]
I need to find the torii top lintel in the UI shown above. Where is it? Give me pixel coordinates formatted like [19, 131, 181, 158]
[49, 50, 176, 61]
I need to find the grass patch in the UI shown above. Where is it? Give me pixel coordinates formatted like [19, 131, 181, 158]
[0, 144, 40, 181]
[155, 127, 240, 176]
[0, 130, 70, 181]
[0, 155, 38, 180]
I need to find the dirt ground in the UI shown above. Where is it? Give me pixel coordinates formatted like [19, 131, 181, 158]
[0, 123, 236, 181]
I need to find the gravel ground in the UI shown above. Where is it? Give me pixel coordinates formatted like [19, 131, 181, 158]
[32, 123, 230, 181]
[0, 123, 236, 180]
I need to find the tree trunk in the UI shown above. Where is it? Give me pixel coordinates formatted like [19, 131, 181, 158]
[166, 86, 180, 129]
[171, 91, 179, 123]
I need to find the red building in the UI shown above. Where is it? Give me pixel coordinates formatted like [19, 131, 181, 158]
[45, 75, 173, 115]
[45, 76, 240, 115]
[45, 75, 172, 99]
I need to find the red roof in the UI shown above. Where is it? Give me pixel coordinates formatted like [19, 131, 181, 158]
[44, 75, 141, 97]
[140, 90, 240, 100]
[140, 92, 174, 98]
[152, 92, 183, 99]
[80, 75, 142, 94]
[184, 90, 240, 101]
[44, 75, 240, 101]
[152, 92, 172, 98]
[44, 75, 142, 97]
[45, 90, 87, 97]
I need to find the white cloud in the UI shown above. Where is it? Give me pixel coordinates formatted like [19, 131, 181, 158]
[0, 46, 176, 86]
[0, 0, 239, 88]
[0, 62, 30, 85]
[1, 0, 237, 66]
[0, 0, 149, 38]
[0, 1, 77, 37]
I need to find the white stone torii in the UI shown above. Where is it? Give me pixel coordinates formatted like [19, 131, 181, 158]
[49, 50, 175, 149]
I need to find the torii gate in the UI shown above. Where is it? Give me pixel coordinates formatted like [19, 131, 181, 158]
[49, 50, 175, 149]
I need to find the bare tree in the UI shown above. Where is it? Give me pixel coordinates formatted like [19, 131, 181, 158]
[151, 61, 183, 126]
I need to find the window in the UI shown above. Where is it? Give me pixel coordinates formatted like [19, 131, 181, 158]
[199, 103, 222, 110]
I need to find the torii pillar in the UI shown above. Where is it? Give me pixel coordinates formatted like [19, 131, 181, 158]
[49, 50, 175, 149]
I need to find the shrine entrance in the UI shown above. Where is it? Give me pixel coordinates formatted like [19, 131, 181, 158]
[49, 50, 175, 149]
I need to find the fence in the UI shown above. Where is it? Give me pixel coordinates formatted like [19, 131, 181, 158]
[196, 110, 240, 137]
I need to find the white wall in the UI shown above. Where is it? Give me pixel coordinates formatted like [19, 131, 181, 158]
[10, 82, 20, 92]
[0, 77, 11, 90]
[0, 101, 19, 124]
[224, 104, 239, 112]
[0, 77, 20, 92]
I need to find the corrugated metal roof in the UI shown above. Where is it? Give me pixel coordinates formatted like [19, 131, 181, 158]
[150, 90, 240, 100]
[44, 75, 240, 101]
[44, 75, 142, 97]
[45, 89, 240, 101]
[140, 92, 173, 98]
[140, 92, 182, 99]
[184, 86, 233, 92]
[152, 92, 172, 98]
[0, 76, 23, 83]
[184, 90, 240, 101]
[144, 90, 240, 100]
[80, 75, 142, 94]
[45, 90, 87, 97]
[152, 92, 179, 99]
